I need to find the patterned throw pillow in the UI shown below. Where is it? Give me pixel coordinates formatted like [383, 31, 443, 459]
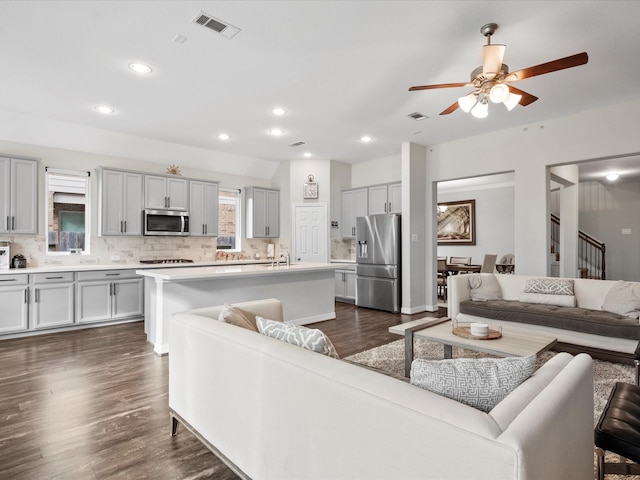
[410, 355, 535, 412]
[524, 278, 574, 295]
[602, 281, 640, 319]
[468, 274, 502, 302]
[218, 304, 258, 332]
[256, 317, 340, 358]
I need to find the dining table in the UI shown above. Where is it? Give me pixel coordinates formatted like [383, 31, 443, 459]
[446, 264, 482, 275]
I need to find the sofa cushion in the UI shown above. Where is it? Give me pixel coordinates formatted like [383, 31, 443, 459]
[256, 317, 340, 358]
[524, 278, 574, 295]
[469, 274, 502, 302]
[519, 292, 577, 307]
[218, 304, 259, 332]
[410, 355, 535, 413]
[459, 299, 639, 340]
[602, 280, 640, 320]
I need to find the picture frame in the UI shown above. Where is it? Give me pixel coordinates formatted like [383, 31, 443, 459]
[303, 175, 318, 199]
[437, 199, 476, 245]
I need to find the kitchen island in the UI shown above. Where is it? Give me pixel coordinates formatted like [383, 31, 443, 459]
[137, 263, 345, 354]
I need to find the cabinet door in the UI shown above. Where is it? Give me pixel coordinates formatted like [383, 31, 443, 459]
[32, 283, 75, 329]
[345, 271, 356, 300]
[145, 175, 168, 209]
[122, 172, 143, 235]
[368, 185, 389, 215]
[189, 181, 205, 236]
[112, 278, 143, 319]
[10, 158, 38, 234]
[0, 158, 9, 234]
[166, 177, 189, 210]
[341, 191, 355, 238]
[253, 188, 268, 237]
[335, 271, 345, 297]
[0, 284, 28, 333]
[77, 281, 112, 323]
[101, 170, 125, 235]
[354, 189, 368, 219]
[388, 183, 402, 214]
[203, 182, 219, 236]
[265, 189, 279, 237]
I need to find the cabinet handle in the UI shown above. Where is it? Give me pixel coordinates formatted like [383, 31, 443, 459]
[0, 278, 17, 282]
[105, 273, 121, 276]
[388, 202, 391, 212]
[120, 220, 123, 233]
[11, 216, 15, 230]
[45, 276, 63, 280]
[6, 216, 9, 230]
[35, 288, 39, 303]
[25, 287, 29, 303]
[123, 220, 127, 233]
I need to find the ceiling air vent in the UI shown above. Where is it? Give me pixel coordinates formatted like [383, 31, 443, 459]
[289, 141, 306, 147]
[192, 11, 241, 39]
[407, 112, 428, 121]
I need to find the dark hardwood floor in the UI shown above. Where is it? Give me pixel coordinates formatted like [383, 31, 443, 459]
[0, 303, 445, 479]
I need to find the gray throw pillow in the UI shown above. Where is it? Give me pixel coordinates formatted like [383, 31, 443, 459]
[410, 355, 535, 412]
[602, 281, 640, 319]
[256, 317, 340, 358]
[468, 274, 502, 302]
[524, 278, 574, 295]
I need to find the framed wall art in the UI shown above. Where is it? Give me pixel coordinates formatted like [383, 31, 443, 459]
[303, 174, 318, 199]
[437, 199, 476, 245]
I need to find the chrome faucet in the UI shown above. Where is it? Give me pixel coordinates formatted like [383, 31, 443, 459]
[280, 252, 290, 267]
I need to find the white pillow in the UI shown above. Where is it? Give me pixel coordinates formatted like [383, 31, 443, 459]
[519, 292, 577, 307]
[218, 304, 259, 332]
[256, 317, 340, 358]
[602, 281, 640, 319]
[410, 355, 535, 412]
[468, 274, 502, 302]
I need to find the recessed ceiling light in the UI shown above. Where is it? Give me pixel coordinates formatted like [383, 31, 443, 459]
[271, 107, 287, 116]
[217, 133, 230, 140]
[606, 172, 620, 181]
[129, 63, 153, 74]
[269, 128, 285, 136]
[360, 135, 372, 143]
[303, 152, 312, 158]
[95, 105, 115, 115]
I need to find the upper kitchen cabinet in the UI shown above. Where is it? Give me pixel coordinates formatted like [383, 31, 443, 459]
[341, 188, 367, 238]
[190, 180, 219, 237]
[244, 186, 279, 238]
[0, 156, 38, 235]
[98, 168, 143, 236]
[144, 174, 189, 210]
[368, 182, 401, 215]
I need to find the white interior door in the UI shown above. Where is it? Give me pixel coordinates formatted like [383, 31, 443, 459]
[293, 204, 327, 263]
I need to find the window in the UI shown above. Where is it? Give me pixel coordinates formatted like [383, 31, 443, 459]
[217, 189, 241, 251]
[46, 169, 90, 254]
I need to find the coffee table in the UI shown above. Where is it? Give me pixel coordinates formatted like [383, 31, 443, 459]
[389, 318, 557, 377]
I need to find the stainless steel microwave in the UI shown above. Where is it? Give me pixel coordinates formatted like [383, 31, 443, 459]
[143, 209, 190, 236]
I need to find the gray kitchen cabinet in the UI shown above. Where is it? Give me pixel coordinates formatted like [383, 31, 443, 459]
[76, 270, 143, 323]
[145, 174, 189, 210]
[341, 188, 368, 238]
[0, 274, 29, 333]
[245, 186, 279, 238]
[335, 268, 356, 303]
[368, 182, 401, 215]
[190, 180, 219, 236]
[31, 272, 74, 329]
[0, 156, 38, 235]
[98, 168, 143, 236]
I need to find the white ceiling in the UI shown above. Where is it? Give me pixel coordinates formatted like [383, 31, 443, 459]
[1, 1, 640, 174]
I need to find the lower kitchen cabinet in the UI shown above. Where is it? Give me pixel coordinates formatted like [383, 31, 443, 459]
[31, 272, 75, 329]
[335, 268, 356, 303]
[0, 274, 29, 333]
[77, 270, 143, 323]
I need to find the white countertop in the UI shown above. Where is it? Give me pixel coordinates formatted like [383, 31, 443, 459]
[136, 262, 349, 281]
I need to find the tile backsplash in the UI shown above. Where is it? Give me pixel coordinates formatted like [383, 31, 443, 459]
[331, 238, 355, 261]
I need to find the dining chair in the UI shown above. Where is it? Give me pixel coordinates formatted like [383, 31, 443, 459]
[437, 258, 448, 300]
[499, 254, 514, 265]
[480, 254, 498, 273]
[449, 256, 471, 265]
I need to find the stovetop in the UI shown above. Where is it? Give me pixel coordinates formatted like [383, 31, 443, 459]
[139, 259, 194, 264]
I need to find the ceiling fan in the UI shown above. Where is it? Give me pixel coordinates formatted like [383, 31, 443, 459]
[409, 23, 588, 118]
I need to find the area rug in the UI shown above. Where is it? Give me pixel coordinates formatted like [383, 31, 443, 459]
[345, 339, 638, 480]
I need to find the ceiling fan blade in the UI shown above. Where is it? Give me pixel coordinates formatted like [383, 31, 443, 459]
[482, 44, 506, 79]
[508, 52, 588, 81]
[507, 85, 538, 106]
[439, 101, 460, 115]
[409, 83, 467, 91]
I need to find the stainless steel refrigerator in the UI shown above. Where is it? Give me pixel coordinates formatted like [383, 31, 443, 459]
[355, 214, 401, 313]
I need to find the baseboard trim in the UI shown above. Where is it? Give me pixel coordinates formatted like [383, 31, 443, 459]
[401, 304, 439, 314]
[288, 312, 336, 326]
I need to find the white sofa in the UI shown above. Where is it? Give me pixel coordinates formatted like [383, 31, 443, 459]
[448, 273, 639, 359]
[169, 298, 594, 480]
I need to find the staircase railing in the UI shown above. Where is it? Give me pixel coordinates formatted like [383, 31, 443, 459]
[550, 213, 606, 280]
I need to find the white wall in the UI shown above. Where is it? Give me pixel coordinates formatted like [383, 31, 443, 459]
[351, 154, 401, 188]
[330, 161, 351, 239]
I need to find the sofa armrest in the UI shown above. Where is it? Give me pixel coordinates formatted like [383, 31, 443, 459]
[447, 274, 472, 319]
[180, 298, 284, 322]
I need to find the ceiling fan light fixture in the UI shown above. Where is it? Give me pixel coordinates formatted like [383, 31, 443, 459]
[503, 92, 522, 111]
[458, 93, 477, 113]
[471, 99, 489, 119]
[489, 84, 509, 103]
